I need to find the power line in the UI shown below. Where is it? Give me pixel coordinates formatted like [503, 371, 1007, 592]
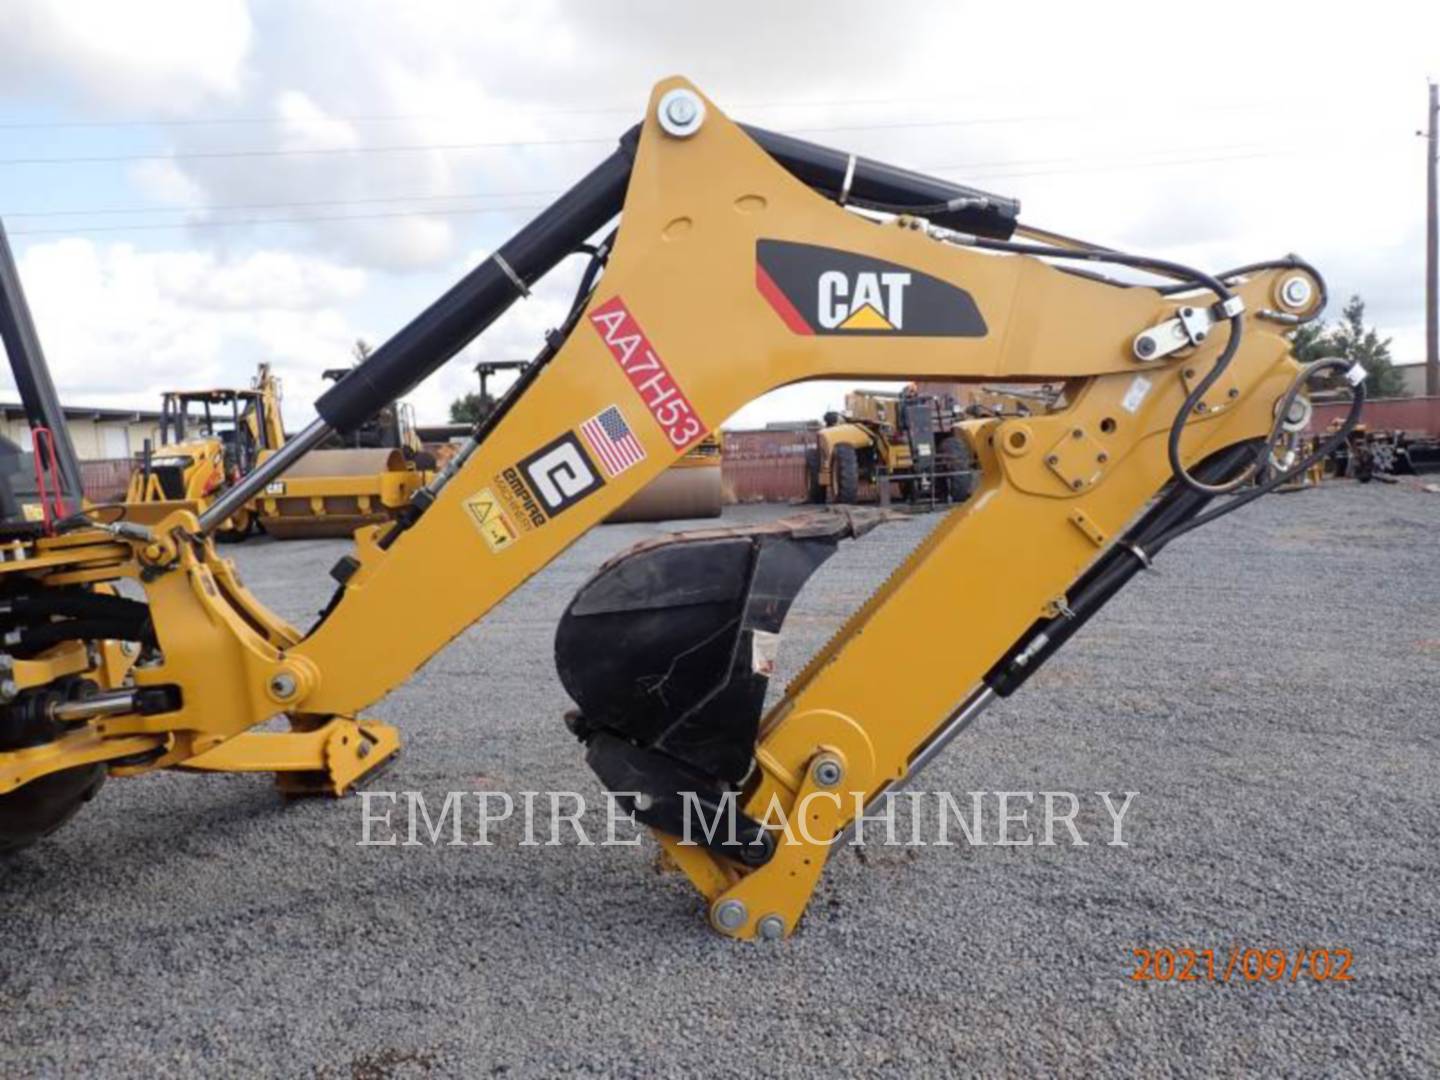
[0, 134, 616, 166]
[928, 145, 1319, 181]
[0, 148, 1326, 237]
[0, 94, 1271, 133]
[3, 188, 561, 219]
[3, 131, 1410, 238]
[3, 138, 1394, 225]
[0, 113, 1312, 167]
[5, 203, 551, 237]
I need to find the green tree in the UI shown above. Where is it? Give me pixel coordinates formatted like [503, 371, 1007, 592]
[449, 391, 494, 425]
[1328, 296, 1404, 396]
[1288, 320, 1334, 364]
[1289, 294, 1406, 397]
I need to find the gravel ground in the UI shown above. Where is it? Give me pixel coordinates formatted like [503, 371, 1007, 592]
[2, 481, 1438, 1077]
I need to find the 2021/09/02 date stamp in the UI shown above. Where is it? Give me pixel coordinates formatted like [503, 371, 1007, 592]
[1130, 947, 1354, 984]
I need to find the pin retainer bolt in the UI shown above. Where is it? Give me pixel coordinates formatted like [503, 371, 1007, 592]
[657, 89, 705, 138]
[713, 899, 748, 932]
[667, 97, 696, 125]
[757, 914, 786, 941]
[1280, 276, 1313, 309]
[812, 758, 843, 787]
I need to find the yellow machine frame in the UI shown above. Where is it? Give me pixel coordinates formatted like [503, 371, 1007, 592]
[0, 78, 1337, 938]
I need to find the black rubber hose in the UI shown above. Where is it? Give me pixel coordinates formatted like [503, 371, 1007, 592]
[964, 236, 1254, 496]
[1159, 255, 1330, 326]
[1149, 358, 1367, 549]
[0, 590, 149, 623]
[10, 618, 151, 650]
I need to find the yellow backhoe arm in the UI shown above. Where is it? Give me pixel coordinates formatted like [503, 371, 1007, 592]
[0, 78, 1358, 936]
[288, 79, 1301, 712]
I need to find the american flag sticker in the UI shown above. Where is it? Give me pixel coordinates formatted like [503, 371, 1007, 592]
[580, 405, 647, 478]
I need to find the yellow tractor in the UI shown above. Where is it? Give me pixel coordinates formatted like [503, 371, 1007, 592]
[252, 367, 434, 540]
[815, 388, 976, 506]
[124, 364, 285, 540]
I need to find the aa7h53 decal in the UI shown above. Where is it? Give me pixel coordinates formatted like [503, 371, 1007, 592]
[589, 296, 707, 449]
[755, 238, 987, 337]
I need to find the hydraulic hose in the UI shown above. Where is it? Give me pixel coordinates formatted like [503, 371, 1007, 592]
[8, 618, 151, 651]
[957, 235, 1254, 496]
[1149, 357, 1367, 549]
[0, 590, 149, 624]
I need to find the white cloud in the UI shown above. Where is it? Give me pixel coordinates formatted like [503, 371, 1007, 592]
[7, 240, 368, 432]
[0, 0, 252, 108]
[269, 90, 361, 152]
[155, 249, 365, 311]
[2, 0, 1437, 431]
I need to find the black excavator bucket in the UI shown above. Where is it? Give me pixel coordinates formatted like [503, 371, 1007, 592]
[556, 509, 891, 863]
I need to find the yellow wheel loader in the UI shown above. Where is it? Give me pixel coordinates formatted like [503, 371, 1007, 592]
[253, 368, 434, 540]
[816, 388, 978, 506]
[0, 80, 1365, 941]
[123, 364, 285, 541]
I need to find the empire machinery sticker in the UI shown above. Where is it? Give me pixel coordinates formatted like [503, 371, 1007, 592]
[588, 296, 707, 449]
[467, 430, 613, 554]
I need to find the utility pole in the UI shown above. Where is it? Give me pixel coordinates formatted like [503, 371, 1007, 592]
[1427, 80, 1438, 397]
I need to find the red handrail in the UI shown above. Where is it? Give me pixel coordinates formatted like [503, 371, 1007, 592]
[30, 426, 70, 531]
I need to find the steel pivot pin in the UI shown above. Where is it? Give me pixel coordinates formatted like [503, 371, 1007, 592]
[658, 89, 705, 138]
[712, 899, 748, 933]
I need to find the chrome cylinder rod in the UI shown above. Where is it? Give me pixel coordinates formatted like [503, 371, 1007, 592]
[196, 417, 332, 535]
[905, 685, 997, 780]
[834, 685, 997, 846]
[51, 689, 138, 724]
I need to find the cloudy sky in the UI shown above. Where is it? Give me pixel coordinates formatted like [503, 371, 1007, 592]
[0, 1, 1434, 434]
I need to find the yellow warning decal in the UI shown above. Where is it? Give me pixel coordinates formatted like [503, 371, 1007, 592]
[463, 487, 519, 552]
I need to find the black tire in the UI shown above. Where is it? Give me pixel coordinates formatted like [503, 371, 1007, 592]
[804, 447, 825, 504]
[937, 436, 975, 502]
[0, 763, 105, 856]
[1354, 448, 1374, 484]
[830, 443, 860, 504]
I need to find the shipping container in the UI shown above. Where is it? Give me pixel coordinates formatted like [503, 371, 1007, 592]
[721, 429, 817, 504]
[1310, 395, 1440, 436]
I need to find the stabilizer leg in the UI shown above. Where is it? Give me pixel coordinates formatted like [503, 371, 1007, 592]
[182, 717, 399, 797]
